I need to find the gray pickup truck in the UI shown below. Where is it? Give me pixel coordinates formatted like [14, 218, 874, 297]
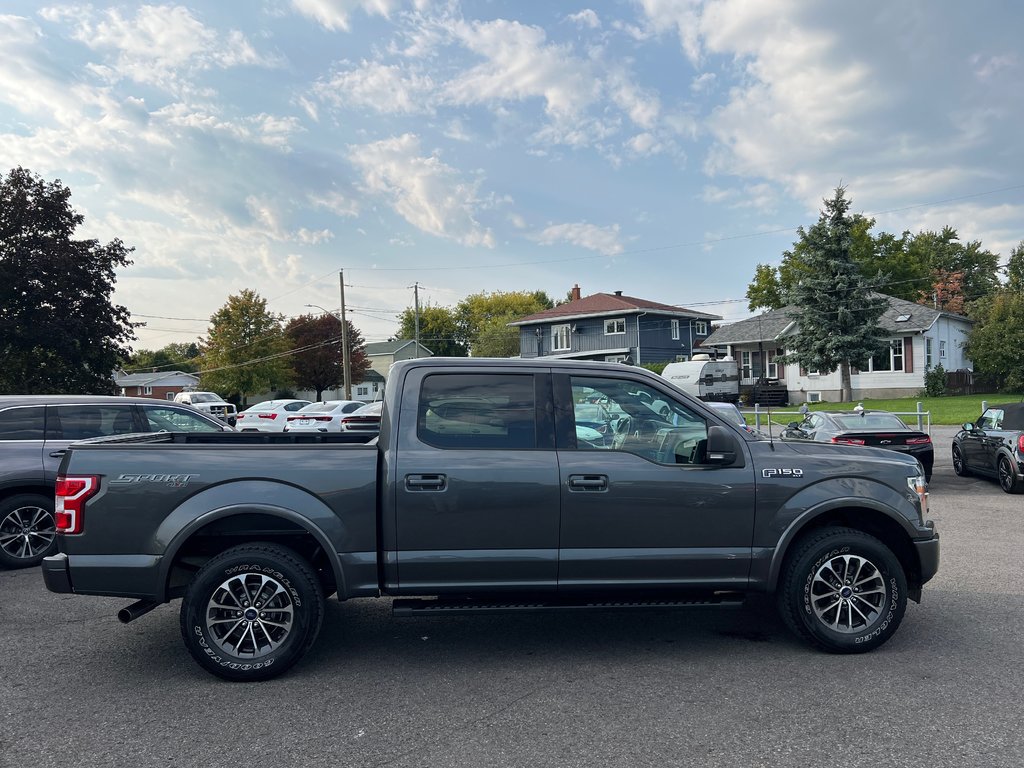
[44, 359, 939, 681]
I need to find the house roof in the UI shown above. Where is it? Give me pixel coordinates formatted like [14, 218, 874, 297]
[704, 294, 973, 347]
[365, 340, 434, 357]
[509, 292, 721, 326]
[113, 370, 199, 387]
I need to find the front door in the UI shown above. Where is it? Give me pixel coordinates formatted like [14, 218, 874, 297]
[555, 373, 756, 591]
[392, 369, 560, 593]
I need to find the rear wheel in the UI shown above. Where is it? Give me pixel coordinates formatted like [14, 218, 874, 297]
[180, 543, 324, 681]
[998, 456, 1023, 494]
[778, 527, 907, 653]
[0, 494, 57, 569]
[951, 445, 970, 477]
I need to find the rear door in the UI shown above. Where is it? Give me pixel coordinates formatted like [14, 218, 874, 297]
[43, 404, 143, 482]
[0, 405, 46, 489]
[390, 367, 560, 593]
[554, 372, 756, 591]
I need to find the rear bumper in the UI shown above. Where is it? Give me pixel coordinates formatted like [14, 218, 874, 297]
[42, 553, 73, 593]
[41, 552, 164, 600]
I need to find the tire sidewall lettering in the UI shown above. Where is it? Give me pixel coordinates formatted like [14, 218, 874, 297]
[222, 563, 303, 607]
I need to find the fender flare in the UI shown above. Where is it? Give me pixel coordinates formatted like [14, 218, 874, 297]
[156, 484, 348, 602]
[765, 495, 920, 592]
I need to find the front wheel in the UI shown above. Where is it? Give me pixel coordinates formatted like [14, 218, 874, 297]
[951, 445, 970, 477]
[180, 543, 325, 681]
[778, 527, 907, 653]
[0, 494, 57, 569]
[998, 456, 1023, 494]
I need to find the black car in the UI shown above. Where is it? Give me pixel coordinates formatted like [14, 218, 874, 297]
[952, 402, 1024, 494]
[782, 409, 934, 481]
[0, 396, 230, 568]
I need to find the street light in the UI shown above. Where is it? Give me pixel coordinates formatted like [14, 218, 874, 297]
[305, 303, 350, 400]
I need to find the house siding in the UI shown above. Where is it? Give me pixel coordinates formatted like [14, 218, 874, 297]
[519, 314, 708, 364]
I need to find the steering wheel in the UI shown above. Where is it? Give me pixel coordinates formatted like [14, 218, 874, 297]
[612, 415, 633, 449]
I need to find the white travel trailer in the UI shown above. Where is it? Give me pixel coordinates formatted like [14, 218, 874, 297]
[660, 356, 740, 402]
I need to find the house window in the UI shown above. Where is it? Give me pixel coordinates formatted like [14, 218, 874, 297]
[372, 382, 379, 392]
[165, 392, 175, 401]
[604, 318, 626, 335]
[740, 351, 752, 380]
[143, 386, 153, 395]
[939, 340, 946, 359]
[552, 324, 571, 351]
[671, 319, 680, 340]
[925, 338, 933, 368]
[605, 355, 628, 363]
[766, 349, 784, 379]
[870, 339, 903, 372]
[694, 321, 708, 335]
[675, 354, 689, 362]
[891, 338, 904, 371]
[357, 386, 368, 396]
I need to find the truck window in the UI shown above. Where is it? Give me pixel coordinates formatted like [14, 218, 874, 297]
[0, 406, 45, 440]
[47, 405, 137, 440]
[568, 376, 708, 464]
[418, 374, 536, 449]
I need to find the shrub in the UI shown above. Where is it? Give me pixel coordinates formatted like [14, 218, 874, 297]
[923, 364, 946, 398]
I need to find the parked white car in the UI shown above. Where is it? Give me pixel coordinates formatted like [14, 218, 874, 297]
[235, 399, 312, 432]
[339, 400, 382, 436]
[283, 400, 366, 433]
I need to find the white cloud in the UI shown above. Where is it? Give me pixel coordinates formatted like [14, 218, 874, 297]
[348, 133, 495, 248]
[567, 10, 601, 29]
[533, 222, 623, 255]
[310, 190, 360, 218]
[291, 0, 400, 32]
[314, 60, 435, 114]
[970, 53, 1018, 81]
[634, 0, 704, 64]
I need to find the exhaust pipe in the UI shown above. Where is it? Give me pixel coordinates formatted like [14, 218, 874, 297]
[117, 599, 161, 624]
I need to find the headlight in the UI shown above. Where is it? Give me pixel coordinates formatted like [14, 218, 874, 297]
[907, 473, 928, 520]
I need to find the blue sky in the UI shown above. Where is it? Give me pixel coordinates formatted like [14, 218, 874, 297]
[1, 0, 1022, 351]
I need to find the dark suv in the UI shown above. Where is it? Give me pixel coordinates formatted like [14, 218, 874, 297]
[0, 396, 229, 568]
[952, 402, 1024, 493]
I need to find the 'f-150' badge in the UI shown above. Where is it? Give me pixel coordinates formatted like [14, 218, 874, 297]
[762, 468, 804, 478]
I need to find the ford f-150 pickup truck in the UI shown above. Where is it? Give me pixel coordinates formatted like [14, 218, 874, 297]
[43, 359, 939, 681]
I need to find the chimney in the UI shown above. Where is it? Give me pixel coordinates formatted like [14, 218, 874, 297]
[614, 290, 623, 297]
[570, 283, 581, 301]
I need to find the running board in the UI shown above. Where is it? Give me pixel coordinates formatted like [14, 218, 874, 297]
[392, 594, 746, 617]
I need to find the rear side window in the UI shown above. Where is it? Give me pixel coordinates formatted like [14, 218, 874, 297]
[0, 406, 45, 440]
[47, 405, 137, 440]
[418, 374, 536, 449]
[142, 406, 223, 432]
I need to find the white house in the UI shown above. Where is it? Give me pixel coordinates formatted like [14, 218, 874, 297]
[703, 294, 973, 403]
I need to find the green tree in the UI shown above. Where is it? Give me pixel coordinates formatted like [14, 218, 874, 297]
[456, 290, 555, 357]
[397, 304, 467, 357]
[909, 228, 1000, 310]
[285, 313, 369, 400]
[199, 290, 292, 404]
[124, 342, 201, 373]
[745, 263, 785, 311]
[965, 290, 1024, 391]
[0, 167, 135, 393]
[781, 187, 889, 402]
[1005, 240, 1024, 294]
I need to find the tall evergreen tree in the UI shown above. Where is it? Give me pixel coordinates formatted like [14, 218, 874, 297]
[781, 187, 889, 402]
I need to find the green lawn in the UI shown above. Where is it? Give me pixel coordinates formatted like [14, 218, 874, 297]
[793, 393, 1024, 425]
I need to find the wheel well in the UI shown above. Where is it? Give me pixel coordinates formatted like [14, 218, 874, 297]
[782, 507, 922, 598]
[166, 513, 337, 599]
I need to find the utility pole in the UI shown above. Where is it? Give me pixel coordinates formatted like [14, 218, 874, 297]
[413, 282, 420, 358]
[339, 270, 351, 399]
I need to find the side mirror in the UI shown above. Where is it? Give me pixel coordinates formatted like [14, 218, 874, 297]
[706, 425, 744, 467]
[962, 422, 975, 432]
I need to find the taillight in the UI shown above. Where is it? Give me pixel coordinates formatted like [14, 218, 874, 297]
[55, 475, 99, 534]
[906, 436, 932, 445]
[258, 413, 277, 420]
[831, 437, 865, 445]
[1018, 435, 1024, 452]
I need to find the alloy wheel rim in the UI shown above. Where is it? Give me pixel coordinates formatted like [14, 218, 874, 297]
[205, 572, 294, 658]
[952, 447, 963, 473]
[810, 554, 887, 634]
[0, 505, 56, 560]
[999, 458, 1012, 490]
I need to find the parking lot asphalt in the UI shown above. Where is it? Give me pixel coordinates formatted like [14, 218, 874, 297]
[2, 427, 1023, 768]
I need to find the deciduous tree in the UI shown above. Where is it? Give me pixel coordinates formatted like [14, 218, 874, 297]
[199, 290, 292, 404]
[396, 304, 467, 357]
[456, 290, 554, 357]
[285, 313, 369, 400]
[0, 167, 135, 393]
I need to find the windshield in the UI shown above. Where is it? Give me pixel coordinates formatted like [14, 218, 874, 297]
[189, 393, 221, 403]
[834, 413, 908, 430]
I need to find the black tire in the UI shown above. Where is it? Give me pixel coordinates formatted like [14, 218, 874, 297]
[180, 542, 324, 681]
[998, 456, 1023, 494]
[951, 444, 970, 477]
[0, 493, 57, 569]
[778, 527, 907, 654]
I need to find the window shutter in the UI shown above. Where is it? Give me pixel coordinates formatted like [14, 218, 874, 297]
[904, 336, 914, 373]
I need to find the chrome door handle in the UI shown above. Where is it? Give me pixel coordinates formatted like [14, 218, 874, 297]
[405, 474, 447, 491]
[568, 474, 608, 491]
